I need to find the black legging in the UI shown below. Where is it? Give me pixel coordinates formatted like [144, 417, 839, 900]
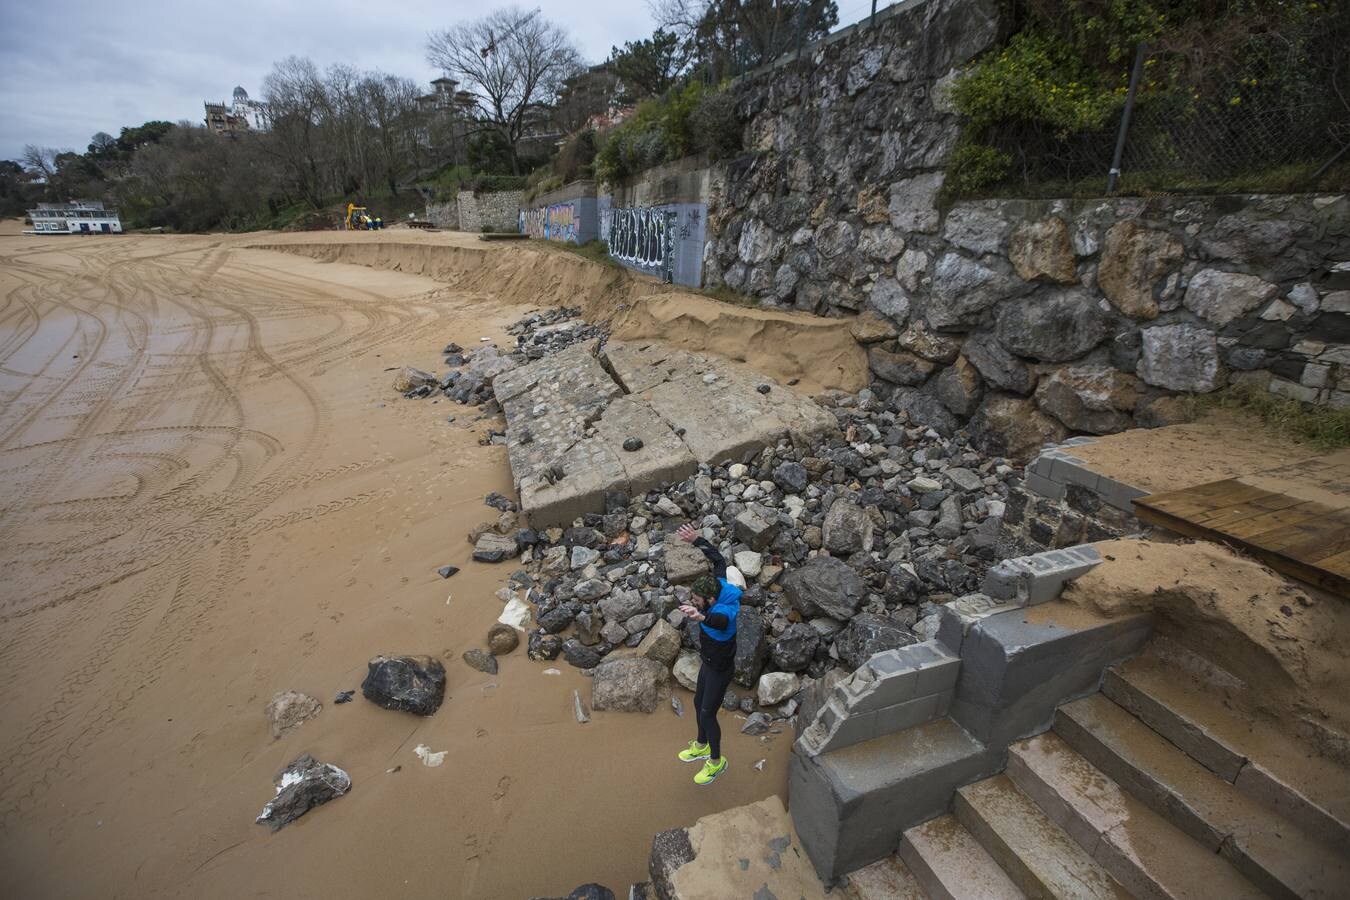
[694, 663, 734, 760]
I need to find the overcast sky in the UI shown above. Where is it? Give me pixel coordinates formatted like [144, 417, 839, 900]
[0, 0, 661, 161]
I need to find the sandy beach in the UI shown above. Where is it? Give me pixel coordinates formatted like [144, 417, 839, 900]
[0, 223, 794, 898]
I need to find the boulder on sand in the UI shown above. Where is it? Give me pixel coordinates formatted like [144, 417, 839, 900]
[636, 619, 681, 667]
[255, 753, 350, 831]
[360, 655, 447, 716]
[672, 650, 701, 691]
[757, 671, 801, 706]
[487, 622, 520, 655]
[393, 366, 436, 393]
[591, 657, 671, 713]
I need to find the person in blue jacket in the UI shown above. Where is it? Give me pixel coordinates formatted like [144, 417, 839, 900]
[675, 522, 742, 785]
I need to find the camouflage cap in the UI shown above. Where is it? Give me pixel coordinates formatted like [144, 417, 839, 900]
[690, 575, 718, 602]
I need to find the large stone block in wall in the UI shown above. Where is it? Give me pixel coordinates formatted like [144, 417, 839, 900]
[1034, 366, 1141, 434]
[1097, 221, 1185, 320]
[928, 253, 1023, 330]
[994, 286, 1108, 363]
[1183, 268, 1279, 327]
[888, 173, 944, 233]
[1010, 217, 1077, 284]
[867, 278, 911, 326]
[968, 393, 1068, 462]
[869, 346, 935, 386]
[962, 333, 1035, 395]
[943, 203, 1013, 256]
[738, 219, 780, 264]
[1137, 323, 1222, 392]
[928, 356, 984, 416]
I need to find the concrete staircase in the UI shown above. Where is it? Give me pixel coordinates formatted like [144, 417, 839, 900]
[845, 643, 1350, 899]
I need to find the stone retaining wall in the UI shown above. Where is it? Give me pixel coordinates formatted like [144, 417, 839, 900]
[425, 200, 458, 230]
[457, 189, 523, 232]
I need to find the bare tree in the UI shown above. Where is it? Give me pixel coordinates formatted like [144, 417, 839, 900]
[426, 7, 583, 173]
[21, 145, 61, 181]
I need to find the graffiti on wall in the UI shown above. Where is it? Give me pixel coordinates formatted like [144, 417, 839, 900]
[520, 207, 546, 239]
[519, 202, 579, 242]
[606, 207, 675, 281]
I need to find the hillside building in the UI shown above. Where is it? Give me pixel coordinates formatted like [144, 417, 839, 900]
[205, 86, 269, 135]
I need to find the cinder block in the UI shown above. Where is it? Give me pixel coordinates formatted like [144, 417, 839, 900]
[1024, 471, 1066, 500]
[1047, 455, 1089, 484]
[915, 654, 961, 697]
[982, 562, 1024, 601]
[1099, 477, 1147, 513]
[846, 669, 919, 713]
[817, 709, 879, 753]
[1027, 455, 1057, 478]
[1056, 462, 1102, 492]
[875, 693, 942, 735]
[866, 648, 915, 677]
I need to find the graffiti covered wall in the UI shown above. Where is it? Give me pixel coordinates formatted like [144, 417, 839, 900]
[519, 201, 591, 243]
[599, 201, 706, 287]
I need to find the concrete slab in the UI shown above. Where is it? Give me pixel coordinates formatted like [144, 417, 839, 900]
[897, 814, 1025, 900]
[955, 774, 1131, 900]
[594, 397, 698, 494]
[1007, 732, 1266, 900]
[642, 375, 791, 465]
[1054, 693, 1350, 899]
[519, 436, 628, 526]
[498, 339, 836, 525]
[662, 795, 830, 900]
[788, 717, 1003, 882]
[948, 601, 1152, 747]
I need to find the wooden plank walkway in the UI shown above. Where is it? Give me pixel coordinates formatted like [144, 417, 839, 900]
[1133, 451, 1350, 598]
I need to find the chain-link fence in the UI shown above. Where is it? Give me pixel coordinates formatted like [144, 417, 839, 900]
[979, 10, 1350, 196]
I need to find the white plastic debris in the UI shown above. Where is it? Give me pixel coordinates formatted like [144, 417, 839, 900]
[414, 744, 447, 767]
[754, 759, 766, 771]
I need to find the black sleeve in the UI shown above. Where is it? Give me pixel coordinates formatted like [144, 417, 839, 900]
[692, 537, 727, 581]
[703, 611, 730, 630]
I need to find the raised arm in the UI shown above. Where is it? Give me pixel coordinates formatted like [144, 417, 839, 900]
[677, 523, 727, 581]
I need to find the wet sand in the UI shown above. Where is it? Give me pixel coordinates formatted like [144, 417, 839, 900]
[0, 225, 792, 898]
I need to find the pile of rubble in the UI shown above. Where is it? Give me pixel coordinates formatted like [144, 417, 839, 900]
[393, 307, 601, 410]
[468, 387, 1017, 723]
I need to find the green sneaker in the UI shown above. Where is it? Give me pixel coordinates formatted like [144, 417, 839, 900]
[678, 740, 710, 762]
[694, 756, 727, 785]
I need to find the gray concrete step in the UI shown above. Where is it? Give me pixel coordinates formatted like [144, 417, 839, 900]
[1055, 693, 1350, 900]
[790, 716, 1004, 882]
[841, 853, 928, 900]
[1007, 731, 1265, 900]
[1104, 652, 1350, 852]
[897, 814, 1025, 900]
[955, 774, 1132, 900]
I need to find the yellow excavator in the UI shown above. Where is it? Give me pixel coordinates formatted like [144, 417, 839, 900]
[344, 203, 383, 230]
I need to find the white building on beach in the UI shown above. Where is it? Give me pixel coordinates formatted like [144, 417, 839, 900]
[26, 201, 123, 234]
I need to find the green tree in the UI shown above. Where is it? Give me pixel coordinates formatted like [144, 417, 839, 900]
[608, 29, 687, 104]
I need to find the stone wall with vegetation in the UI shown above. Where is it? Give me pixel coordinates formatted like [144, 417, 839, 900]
[846, 192, 1350, 456]
[689, 0, 1347, 453]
